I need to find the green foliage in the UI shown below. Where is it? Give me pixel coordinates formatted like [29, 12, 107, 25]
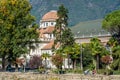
[61, 28, 75, 47]
[102, 10, 120, 32]
[90, 37, 107, 69]
[41, 53, 50, 59]
[38, 66, 45, 74]
[90, 37, 108, 56]
[113, 70, 120, 75]
[63, 43, 80, 60]
[102, 10, 120, 43]
[51, 54, 63, 69]
[54, 4, 69, 46]
[111, 45, 120, 70]
[107, 37, 118, 48]
[65, 68, 82, 74]
[0, 0, 38, 65]
[82, 44, 93, 68]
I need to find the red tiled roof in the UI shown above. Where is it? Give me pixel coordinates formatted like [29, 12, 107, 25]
[43, 26, 55, 34]
[39, 26, 55, 38]
[41, 40, 60, 50]
[42, 10, 58, 21]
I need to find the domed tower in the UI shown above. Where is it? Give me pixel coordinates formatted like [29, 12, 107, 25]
[39, 10, 58, 41]
[40, 10, 58, 28]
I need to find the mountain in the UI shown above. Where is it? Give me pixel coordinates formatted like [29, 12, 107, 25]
[30, 0, 120, 26]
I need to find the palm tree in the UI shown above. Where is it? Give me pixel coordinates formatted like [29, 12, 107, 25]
[41, 53, 50, 69]
[63, 46, 72, 69]
[63, 43, 80, 70]
[106, 37, 120, 70]
[111, 45, 120, 70]
[71, 43, 80, 70]
[90, 37, 104, 70]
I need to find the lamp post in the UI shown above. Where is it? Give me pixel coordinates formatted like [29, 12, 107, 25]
[80, 43, 83, 70]
[77, 31, 83, 70]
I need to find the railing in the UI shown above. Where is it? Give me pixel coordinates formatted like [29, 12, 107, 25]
[74, 32, 111, 38]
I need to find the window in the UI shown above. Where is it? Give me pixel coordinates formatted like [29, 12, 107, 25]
[51, 22, 53, 26]
[50, 34, 52, 38]
[46, 23, 48, 26]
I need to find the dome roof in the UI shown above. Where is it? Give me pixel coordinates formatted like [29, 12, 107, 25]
[42, 10, 58, 21]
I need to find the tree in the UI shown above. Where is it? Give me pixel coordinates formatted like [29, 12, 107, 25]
[102, 10, 120, 43]
[53, 4, 75, 70]
[51, 54, 63, 70]
[71, 43, 80, 69]
[0, 0, 38, 70]
[101, 55, 113, 75]
[61, 28, 75, 47]
[106, 37, 120, 70]
[53, 4, 68, 46]
[41, 53, 50, 68]
[111, 45, 120, 70]
[82, 43, 93, 69]
[63, 43, 80, 69]
[90, 37, 106, 70]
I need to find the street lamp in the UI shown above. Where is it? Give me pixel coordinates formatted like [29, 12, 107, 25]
[80, 43, 83, 70]
[77, 31, 83, 70]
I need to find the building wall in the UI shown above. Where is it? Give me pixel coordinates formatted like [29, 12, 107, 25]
[40, 21, 56, 28]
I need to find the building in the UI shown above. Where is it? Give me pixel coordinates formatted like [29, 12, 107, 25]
[28, 10, 59, 68]
[27, 10, 111, 69]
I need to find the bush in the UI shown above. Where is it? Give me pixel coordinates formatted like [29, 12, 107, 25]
[29, 55, 42, 69]
[65, 68, 82, 74]
[51, 54, 63, 69]
[73, 69, 83, 74]
[97, 69, 106, 74]
[38, 66, 45, 74]
[113, 70, 120, 75]
[107, 69, 113, 75]
[52, 69, 59, 74]
[52, 69, 65, 74]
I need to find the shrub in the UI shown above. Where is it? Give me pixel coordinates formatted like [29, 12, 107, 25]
[29, 55, 42, 69]
[51, 54, 63, 69]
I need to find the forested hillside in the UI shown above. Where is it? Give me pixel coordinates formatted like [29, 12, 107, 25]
[30, 0, 120, 26]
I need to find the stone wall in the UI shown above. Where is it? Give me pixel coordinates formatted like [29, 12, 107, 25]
[0, 72, 120, 80]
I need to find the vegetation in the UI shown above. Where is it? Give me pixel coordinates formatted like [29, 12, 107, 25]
[51, 54, 63, 69]
[111, 45, 120, 70]
[29, 55, 42, 69]
[41, 53, 50, 68]
[0, 0, 38, 70]
[30, 0, 120, 26]
[90, 37, 108, 70]
[53, 4, 69, 46]
[102, 10, 120, 71]
[102, 10, 120, 43]
[82, 43, 93, 69]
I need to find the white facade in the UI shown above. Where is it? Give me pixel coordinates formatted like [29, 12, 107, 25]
[40, 21, 56, 28]
[27, 10, 71, 69]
